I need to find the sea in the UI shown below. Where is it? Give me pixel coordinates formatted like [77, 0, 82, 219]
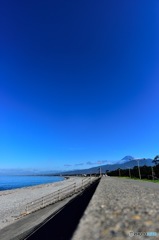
[0, 175, 65, 191]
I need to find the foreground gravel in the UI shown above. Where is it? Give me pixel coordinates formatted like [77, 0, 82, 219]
[0, 177, 84, 230]
[72, 177, 159, 240]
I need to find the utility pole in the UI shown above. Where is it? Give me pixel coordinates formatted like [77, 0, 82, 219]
[128, 167, 131, 178]
[119, 168, 121, 177]
[100, 167, 102, 177]
[151, 166, 155, 181]
[134, 158, 145, 180]
[126, 166, 131, 178]
[98, 160, 107, 177]
[137, 160, 141, 179]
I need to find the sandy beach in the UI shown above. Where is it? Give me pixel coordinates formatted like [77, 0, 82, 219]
[0, 177, 82, 230]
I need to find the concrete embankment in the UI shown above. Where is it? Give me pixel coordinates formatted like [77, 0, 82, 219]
[72, 177, 159, 240]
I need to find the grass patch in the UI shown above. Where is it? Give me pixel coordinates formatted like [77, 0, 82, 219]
[117, 176, 159, 183]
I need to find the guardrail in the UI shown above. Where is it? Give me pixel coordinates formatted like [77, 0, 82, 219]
[25, 177, 99, 214]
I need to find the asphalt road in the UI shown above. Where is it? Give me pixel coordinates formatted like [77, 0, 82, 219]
[72, 177, 159, 240]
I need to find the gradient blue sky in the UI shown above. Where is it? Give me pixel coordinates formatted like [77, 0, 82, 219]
[0, 0, 159, 171]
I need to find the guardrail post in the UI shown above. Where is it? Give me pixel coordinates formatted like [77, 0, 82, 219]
[26, 205, 28, 214]
[74, 182, 76, 193]
[25, 180, 95, 214]
[58, 190, 60, 201]
[82, 179, 84, 190]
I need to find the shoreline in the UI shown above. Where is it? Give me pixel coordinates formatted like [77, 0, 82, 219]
[0, 175, 65, 192]
[0, 176, 68, 196]
[0, 177, 77, 230]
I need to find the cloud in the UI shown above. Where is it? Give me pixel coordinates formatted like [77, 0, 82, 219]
[96, 160, 107, 164]
[75, 163, 84, 166]
[86, 160, 107, 165]
[86, 161, 96, 165]
[64, 164, 72, 167]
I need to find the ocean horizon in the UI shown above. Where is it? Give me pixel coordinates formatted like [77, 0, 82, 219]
[0, 175, 65, 191]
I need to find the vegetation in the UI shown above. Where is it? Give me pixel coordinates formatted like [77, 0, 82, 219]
[152, 155, 159, 166]
[108, 164, 159, 180]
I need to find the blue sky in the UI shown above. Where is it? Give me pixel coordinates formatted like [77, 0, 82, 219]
[0, 0, 159, 171]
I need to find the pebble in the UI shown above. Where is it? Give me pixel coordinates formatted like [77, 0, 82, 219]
[72, 177, 159, 240]
[0, 177, 88, 230]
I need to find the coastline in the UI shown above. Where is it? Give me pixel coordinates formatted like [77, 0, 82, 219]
[0, 177, 75, 230]
[0, 175, 65, 192]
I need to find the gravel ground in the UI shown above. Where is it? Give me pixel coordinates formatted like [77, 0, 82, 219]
[72, 177, 159, 240]
[0, 177, 86, 230]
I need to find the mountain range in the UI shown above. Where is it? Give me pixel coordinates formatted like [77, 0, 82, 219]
[57, 156, 154, 175]
[0, 156, 154, 176]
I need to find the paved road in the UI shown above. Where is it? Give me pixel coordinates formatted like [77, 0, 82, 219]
[72, 177, 159, 240]
[0, 192, 80, 240]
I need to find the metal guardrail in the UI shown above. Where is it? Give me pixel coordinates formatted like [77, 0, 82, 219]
[25, 177, 99, 214]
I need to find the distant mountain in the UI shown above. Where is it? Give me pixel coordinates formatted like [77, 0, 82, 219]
[117, 156, 134, 164]
[1, 157, 154, 176]
[57, 158, 153, 175]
